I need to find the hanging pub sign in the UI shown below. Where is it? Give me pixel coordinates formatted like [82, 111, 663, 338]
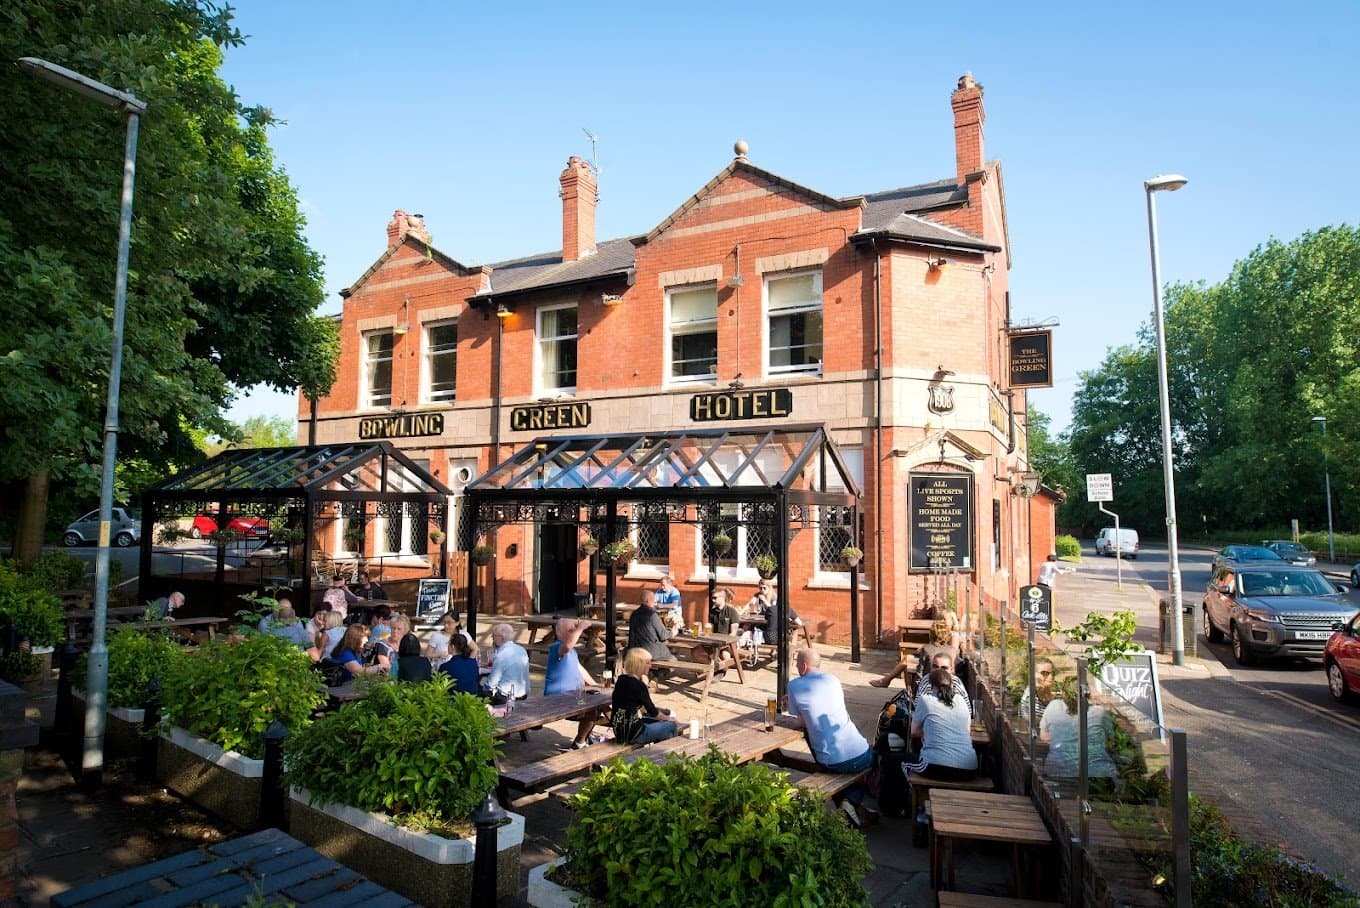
[358, 412, 444, 439]
[690, 387, 792, 422]
[1008, 330, 1053, 388]
[909, 472, 974, 571]
[510, 401, 591, 432]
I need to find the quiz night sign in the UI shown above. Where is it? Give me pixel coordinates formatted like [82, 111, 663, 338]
[909, 473, 973, 571]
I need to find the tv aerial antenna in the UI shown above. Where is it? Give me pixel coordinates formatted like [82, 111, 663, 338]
[581, 127, 601, 179]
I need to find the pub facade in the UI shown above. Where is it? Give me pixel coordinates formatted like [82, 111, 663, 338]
[297, 73, 1041, 647]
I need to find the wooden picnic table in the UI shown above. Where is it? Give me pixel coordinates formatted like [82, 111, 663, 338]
[124, 615, 231, 644]
[929, 789, 1053, 896]
[669, 630, 746, 685]
[585, 601, 639, 621]
[63, 605, 147, 640]
[494, 689, 608, 739]
[51, 827, 415, 908]
[523, 614, 605, 648]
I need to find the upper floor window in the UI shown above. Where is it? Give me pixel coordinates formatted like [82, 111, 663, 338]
[363, 330, 394, 408]
[767, 270, 823, 375]
[538, 305, 577, 392]
[669, 285, 718, 382]
[425, 321, 457, 402]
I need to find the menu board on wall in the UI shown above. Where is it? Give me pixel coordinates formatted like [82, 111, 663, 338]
[909, 473, 974, 571]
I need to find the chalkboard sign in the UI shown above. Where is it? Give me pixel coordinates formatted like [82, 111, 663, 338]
[1099, 651, 1163, 729]
[1018, 584, 1052, 632]
[908, 473, 974, 571]
[415, 578, 452, 619]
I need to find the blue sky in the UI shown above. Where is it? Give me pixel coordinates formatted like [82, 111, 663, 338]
[219, 1, 1360, 433]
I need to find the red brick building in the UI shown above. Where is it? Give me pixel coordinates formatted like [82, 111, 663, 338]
[300, 73, 1040, 647]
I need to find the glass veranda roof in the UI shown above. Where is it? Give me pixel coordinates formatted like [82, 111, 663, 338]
[468, 425, 859, 503]
[151, 442, 451, 499]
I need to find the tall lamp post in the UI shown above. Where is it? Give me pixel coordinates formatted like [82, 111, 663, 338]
[1312, 416, 1335, 562]
[19, 57, 146, 785]
[1145, 173, 1188, 667]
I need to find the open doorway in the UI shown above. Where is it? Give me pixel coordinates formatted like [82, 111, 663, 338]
[536, 524, 578, 614]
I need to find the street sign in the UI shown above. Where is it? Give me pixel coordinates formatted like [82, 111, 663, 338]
[1086, 473, 1113, 503]
[1018, 584, 1052, 632]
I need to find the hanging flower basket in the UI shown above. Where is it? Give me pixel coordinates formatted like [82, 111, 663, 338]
[470, 545, 495, 566]
[841, 546, 863, 567]
[429, 529, 446, 545]
[601, 540, 636, 568]
[754, 553, 778, 580]
[711, 534, 733, 555]
[580, 536, 599, 558]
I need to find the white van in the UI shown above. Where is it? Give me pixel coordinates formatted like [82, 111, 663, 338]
[1095, 527, 1139, 559]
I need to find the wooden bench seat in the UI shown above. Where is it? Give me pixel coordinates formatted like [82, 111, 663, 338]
[776, 767, 868, 801]
[936, 893, 1060, 908]
[497, 741, 635, 803]
[649, 658, 715, 703]
[907, 770, 995, 819]
[771, 747, 819, 773]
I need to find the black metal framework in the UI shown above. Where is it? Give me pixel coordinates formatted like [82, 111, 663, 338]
[140, 443, 452, 610]
[458, 424, 860, 705]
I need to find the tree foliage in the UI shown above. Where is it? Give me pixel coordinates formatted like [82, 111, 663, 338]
[0, 1, 334, 525]
[1059, 225, 1360, 535]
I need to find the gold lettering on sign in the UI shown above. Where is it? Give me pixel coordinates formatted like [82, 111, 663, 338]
[690, 388, 793, 422]
[509, 402, 592, 432]
[358, 413, 445, 439]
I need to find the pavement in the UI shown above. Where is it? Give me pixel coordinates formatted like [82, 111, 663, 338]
[13, 634, 1021, 907]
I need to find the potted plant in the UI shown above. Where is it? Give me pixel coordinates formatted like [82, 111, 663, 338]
[470, 544, 495, 566]
[0, 563, 65, 681]
[285, 677, 522, 905]
[430, 528, 447, 545]
[754, 552, 778, 579]
[711, 532, 733, 555]
[343, 526, 365, 552]
[600, 540, 636, 569]
[841, 545, 863, 567]
[156, 632, 325, 829]
[206, 528, 238, 549]
[532, 750, 871, 907]
[70, 625, 185, 759]
[155, 524, 189, 545]
[579, 535, 599, 557]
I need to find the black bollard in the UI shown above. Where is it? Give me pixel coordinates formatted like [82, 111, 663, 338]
[471, 789, 506, 904]
[53, 641, 81, 740]
[260, 720, 289, 831]
[138, 677, 161, 783]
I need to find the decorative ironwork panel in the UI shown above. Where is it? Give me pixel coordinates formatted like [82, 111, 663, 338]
[741, 501, 778, 529]
[376, 500, 404, 519]
[340, 501, 368, 520]
[635, 502, 669, 523]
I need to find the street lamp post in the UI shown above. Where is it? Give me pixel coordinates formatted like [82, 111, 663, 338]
[1312, 416, 1335, 562]
[1145, 173, 1188, 667]
[19, 57, 146, 785]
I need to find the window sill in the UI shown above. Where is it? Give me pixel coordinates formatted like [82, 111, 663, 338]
[623, 564, 667, 581]
[684, 569, 764, 586]
[808, 572, 870, 592]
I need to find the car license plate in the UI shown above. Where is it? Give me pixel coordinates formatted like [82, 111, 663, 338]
[1294, 630, 1331, 640]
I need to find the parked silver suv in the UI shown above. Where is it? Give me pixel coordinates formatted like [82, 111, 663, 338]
[1202, 563, 1358, 665]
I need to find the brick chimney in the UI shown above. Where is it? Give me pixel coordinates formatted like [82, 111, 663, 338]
[559, 156, 597, 262]
[386, 209, 430, 247]
[950, 73, 986, 237]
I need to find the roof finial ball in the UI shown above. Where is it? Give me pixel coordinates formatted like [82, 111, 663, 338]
[734, 140, 749, 160]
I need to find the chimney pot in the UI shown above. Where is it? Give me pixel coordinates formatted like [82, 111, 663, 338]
[386, 209, 430, 247]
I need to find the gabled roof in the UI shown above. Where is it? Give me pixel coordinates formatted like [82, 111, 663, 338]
[341, 236, 476, 299]
[636, 158, 864, 246]
[854, 180, 1000, 252]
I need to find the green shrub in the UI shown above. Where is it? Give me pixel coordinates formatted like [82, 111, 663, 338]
[0, 650, 42, 682]
[1153, 796, 1357, 906]
[26, 551, 88, 590]
[159, 633, 324, 759]
[559, 749, 872, 907]
[1054, 534, 1081, 560]
[0, 562, 65, 647]
[284, 677, 501, 835]
[72, 625, 186, 709]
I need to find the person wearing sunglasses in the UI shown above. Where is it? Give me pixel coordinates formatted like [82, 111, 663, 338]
[1018, 657, 1057, 719]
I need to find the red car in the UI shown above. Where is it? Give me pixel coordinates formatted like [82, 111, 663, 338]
[189, 514, 270, 539]
[1324, 612, 1360, 704]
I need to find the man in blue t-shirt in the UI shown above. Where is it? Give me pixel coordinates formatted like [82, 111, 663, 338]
[786, 648, 879, 827]
[654, 574, 682, 628]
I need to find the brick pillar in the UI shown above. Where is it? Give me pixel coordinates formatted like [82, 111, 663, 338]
[950, 73, 986, 237]
[0, 681, 39, 904]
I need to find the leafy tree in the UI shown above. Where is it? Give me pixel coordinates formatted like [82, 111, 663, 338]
[0, 1, 335, 561]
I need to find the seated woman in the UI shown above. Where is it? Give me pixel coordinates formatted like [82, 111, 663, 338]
[611, 647, 680, 745]
[395, 632, 432, 682]
[544, 618, 600, 750]
[903, 667, 978, 782]
[438, 634, 483, 696]
[1038, 681, 1117, 779]
[314, 610, 346, 662]
[423, 613, 466, 671]
[328, 625, 387, 684]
